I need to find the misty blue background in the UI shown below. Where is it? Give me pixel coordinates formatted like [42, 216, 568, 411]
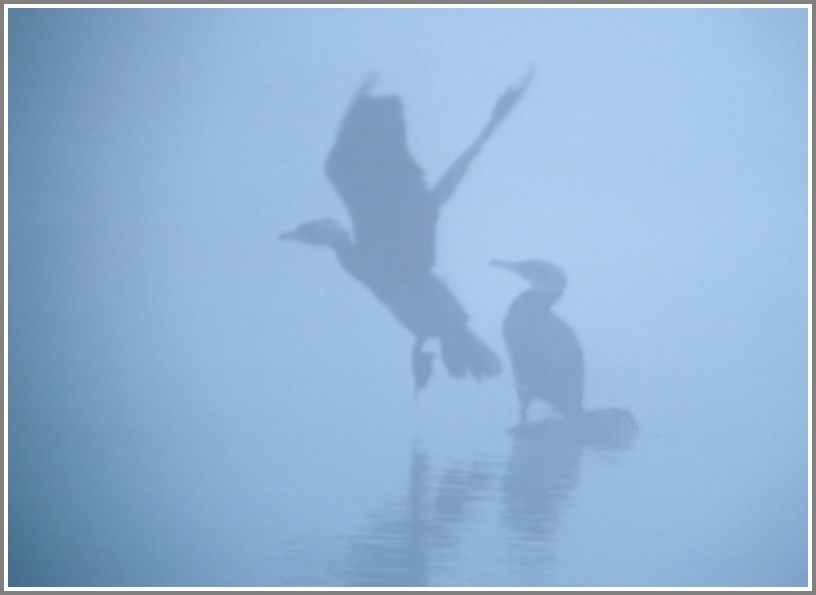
[7, 7, 809, 587]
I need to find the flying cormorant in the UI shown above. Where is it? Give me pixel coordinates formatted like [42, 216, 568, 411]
[281, 71, 533, 392]
[490, 260, 584, 422]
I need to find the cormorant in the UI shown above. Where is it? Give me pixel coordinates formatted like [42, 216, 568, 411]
[492, 259, 639, 441]
[490, 260, 584, 422]
[281, 71, 533, 392]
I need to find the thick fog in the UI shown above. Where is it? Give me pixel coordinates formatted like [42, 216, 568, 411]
[7, 7, 809, 587]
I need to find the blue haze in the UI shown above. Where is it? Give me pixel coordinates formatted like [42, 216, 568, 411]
[7, 7, 809, 587]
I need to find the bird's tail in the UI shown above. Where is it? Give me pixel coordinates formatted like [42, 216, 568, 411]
[440, 327, 502, 382]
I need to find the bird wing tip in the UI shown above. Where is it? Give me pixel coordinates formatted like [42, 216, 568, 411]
[356, 74, 379, 98]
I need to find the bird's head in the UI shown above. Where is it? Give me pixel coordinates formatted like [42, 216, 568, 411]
[491, 259, 567, 306]
[279, 218, 351, 248]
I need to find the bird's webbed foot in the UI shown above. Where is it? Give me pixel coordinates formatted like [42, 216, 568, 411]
[412, 339, 435, 396]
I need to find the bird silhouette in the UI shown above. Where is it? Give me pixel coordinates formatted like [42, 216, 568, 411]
[492, 259, 639, 439]
[491, 260, 584, 422]
[282, 70, 533, 393]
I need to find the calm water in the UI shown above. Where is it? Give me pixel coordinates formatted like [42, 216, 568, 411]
[9, 362, 808, 587]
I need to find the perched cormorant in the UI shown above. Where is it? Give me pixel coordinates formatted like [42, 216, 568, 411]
[492, 259, 639, 440]
[491, 260, 584, 422]
[281, 71, 533, 392]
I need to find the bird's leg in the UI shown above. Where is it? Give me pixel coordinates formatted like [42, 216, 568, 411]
[412, 338, 435, 397]
[431, 67, 534, 206]
[519, 398, 530, 424]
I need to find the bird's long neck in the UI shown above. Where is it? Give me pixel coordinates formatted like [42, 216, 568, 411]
[522, 287, 557, 311]
[530, 279, 565, 308]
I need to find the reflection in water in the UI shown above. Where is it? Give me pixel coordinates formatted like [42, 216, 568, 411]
[502, 412, 637, 569]
[338, 414, 636, 586]
[503, 418, 583, 547]
[339, 442, 432, 586]
[339, 442, 501, 586]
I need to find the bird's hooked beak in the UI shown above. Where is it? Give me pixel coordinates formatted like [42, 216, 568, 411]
[490, 259, 534, 286]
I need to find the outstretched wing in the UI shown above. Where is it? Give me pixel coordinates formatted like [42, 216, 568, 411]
[325, 83, 439, 271]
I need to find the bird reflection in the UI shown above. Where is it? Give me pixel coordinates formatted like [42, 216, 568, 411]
[281, 71, 534, 393]
[501, 412, 637, 572]
[338, 423, 636, 586]
[502, 417, 584, 562]
[339, 442, 495, 587]
[339, 442, 432, 586]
